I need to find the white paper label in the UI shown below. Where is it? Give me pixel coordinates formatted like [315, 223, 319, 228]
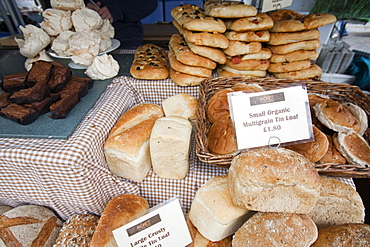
[228, 85, 313, 150]
[113, 198, 192, 247]
[262, 0, 293, 12]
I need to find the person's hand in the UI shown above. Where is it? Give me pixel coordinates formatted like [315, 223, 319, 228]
[87, 1, 114, 23]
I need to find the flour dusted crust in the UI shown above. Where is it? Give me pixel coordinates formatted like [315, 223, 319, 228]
[169, 34, 217, 69]
[272, 64, 322, 79]
[225, 13, 274, 32]
[168, 48, 212, 78]
[187, 40, 227, 64]
[268, 59, 312, 73]
[268, 9, 337, 32]
[223, 40, 262, 56]
[204, 0, 257, 18]
[225, 30, 270, 42]
[219, 65, 267, 78]
[130, 44, 169, 80]
[267, 39, 321, 55]
[270, 50, 318, 63]
[171, 4, 226, 33]
[232, 212, 318, 247]
[226, 58, 270, 71]
[169, 68, 206, 86]
[183, 30, 229, 49]
[267, 29, 321, 45]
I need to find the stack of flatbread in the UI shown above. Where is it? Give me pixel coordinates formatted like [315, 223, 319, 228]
[266, 9, 336, 80]
[203, 0, 274, 78]
[169, 3, 228, 86]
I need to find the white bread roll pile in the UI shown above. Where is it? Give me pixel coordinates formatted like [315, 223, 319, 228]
[104, 93, 198, 181]
[266, 9, 337, 80]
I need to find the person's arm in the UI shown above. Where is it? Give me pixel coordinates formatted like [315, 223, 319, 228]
[87, 0, 157, 23]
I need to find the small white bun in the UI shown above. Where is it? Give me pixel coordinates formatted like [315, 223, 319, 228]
[162, 93, 199, 122]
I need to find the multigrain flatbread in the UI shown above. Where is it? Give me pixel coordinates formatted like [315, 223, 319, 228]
[204, 0, 257, 18]
[171, 4, 226, 33]
[129, 44, 169, 80]
[225, 13, 274, 32]
[267, 9, 337, 32]
[169, 34, 217, 69]
[225, 30, 270, 42]
[267, 29, 321, 45]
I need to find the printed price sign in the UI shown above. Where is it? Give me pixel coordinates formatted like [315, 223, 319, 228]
[262, 0, 293, 12]
[228, 85, 313, 150]
[113, 198, 192, 247]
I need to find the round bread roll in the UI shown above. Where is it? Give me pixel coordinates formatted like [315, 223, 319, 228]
[207, 88, 233, 123]
[207, 114, 238, 155]
[311, 223, 370, 246]
[272, 64, 322, 80]
[313, 98, 362, 134]
[223, 40, 262, 56]
[308, 176, 365, 230]
[319, 134, 347, 164]
[270, 49, 319, 63]
[225, 30, 270, 42]
[226, 58, 270, 71]
[225, 13, 274, 32]
[162, 93, 198, 122]
[232, 212, 318, 247]
[267, 29, 321, 45]
[228, 148, 321, 214]
[188, 175, 251, 242]
[333, 132, 370, 167]
[267, 39, 321, 55]
[268, 59, 312, 73]
[285, 125, 329, 163]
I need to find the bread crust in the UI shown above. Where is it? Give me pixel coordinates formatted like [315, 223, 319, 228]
[169, 68, 206, 86]
[267, 39, 321, 55]
[225, 13, 274, 31]
[171, 4, 226, 33]
[270, 49, 318, 63]
[187, 40, 227, 64]
[319, 134, 347, 164]
[226, 58, 270, 71]
[225, 30, 270, 42]
[268, 29, 321, 45]
[204, 0, 257, 18]
[130, 44, 169, 80]
[169, 33, 217, 69]
[232, 212, 318, 247]
[223, 40, 262, 56]
[218, 66, 267, 77]
[228, 148, 321, 214]
[272, 64, 322, 79]
[207, 88, 233, 123]
[268, 59, 311, 73]
[183, 30, 230, 49]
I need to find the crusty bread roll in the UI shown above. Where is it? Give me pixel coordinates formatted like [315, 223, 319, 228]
[313, 98, 362, 134]
[232, 212, 318, 247]
[285, 125, 329, 163]
[104, 103, 164, 182]
[90, 194, 149, 247]
[206, 88, 233, 123]
[228, 148, 321, 214]
[186, 215, 232, 247]
[308, 176, 365, 230]
[162, 93, 198, 122]
[150, 116, 192, 179]
[311, 223, 370, 246]
[54, 214, 100, 246]
[188, 175, 252, 242]
[333, 132, 370, 167]
[0, 205, 63, 247]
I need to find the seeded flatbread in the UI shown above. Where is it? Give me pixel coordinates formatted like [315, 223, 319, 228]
[204, 0, 257, 18]
[225, 13, 274, 32]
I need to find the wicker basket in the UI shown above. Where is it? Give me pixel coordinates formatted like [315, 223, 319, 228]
[195, 76, 370, 178]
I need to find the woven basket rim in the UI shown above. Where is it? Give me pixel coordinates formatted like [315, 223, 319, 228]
[195, 76, 370, 178]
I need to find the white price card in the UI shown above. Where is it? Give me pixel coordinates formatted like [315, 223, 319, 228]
[113, 198, 192, 247]
[262, 0, 293, 12]
[228, 85, 313, 150]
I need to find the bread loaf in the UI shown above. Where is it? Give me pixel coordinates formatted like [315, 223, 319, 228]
[311, 223, 370, 246]
[90, 194, 149, 247]
[150, 116, 192, 179]
[161, 93, 198, 122]
[54, 214, 100, 246]
[0, 205, 62, 247]
[0, 206, 13, 215]
[104, 103, 164, 182]
[308, 176, 365, 229]
[232, 212, 318, 247]
[228, 148, 321, 214]
[188, 175, 252, 242]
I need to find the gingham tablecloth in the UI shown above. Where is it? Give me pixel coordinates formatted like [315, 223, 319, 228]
[0, 76, 228, 220]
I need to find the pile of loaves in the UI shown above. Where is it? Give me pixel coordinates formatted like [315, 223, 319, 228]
[15, 0, 119, 80]
[129, 1, 337, 86]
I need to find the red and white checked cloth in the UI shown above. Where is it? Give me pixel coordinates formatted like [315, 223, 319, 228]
[0, 75, 355, 220]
